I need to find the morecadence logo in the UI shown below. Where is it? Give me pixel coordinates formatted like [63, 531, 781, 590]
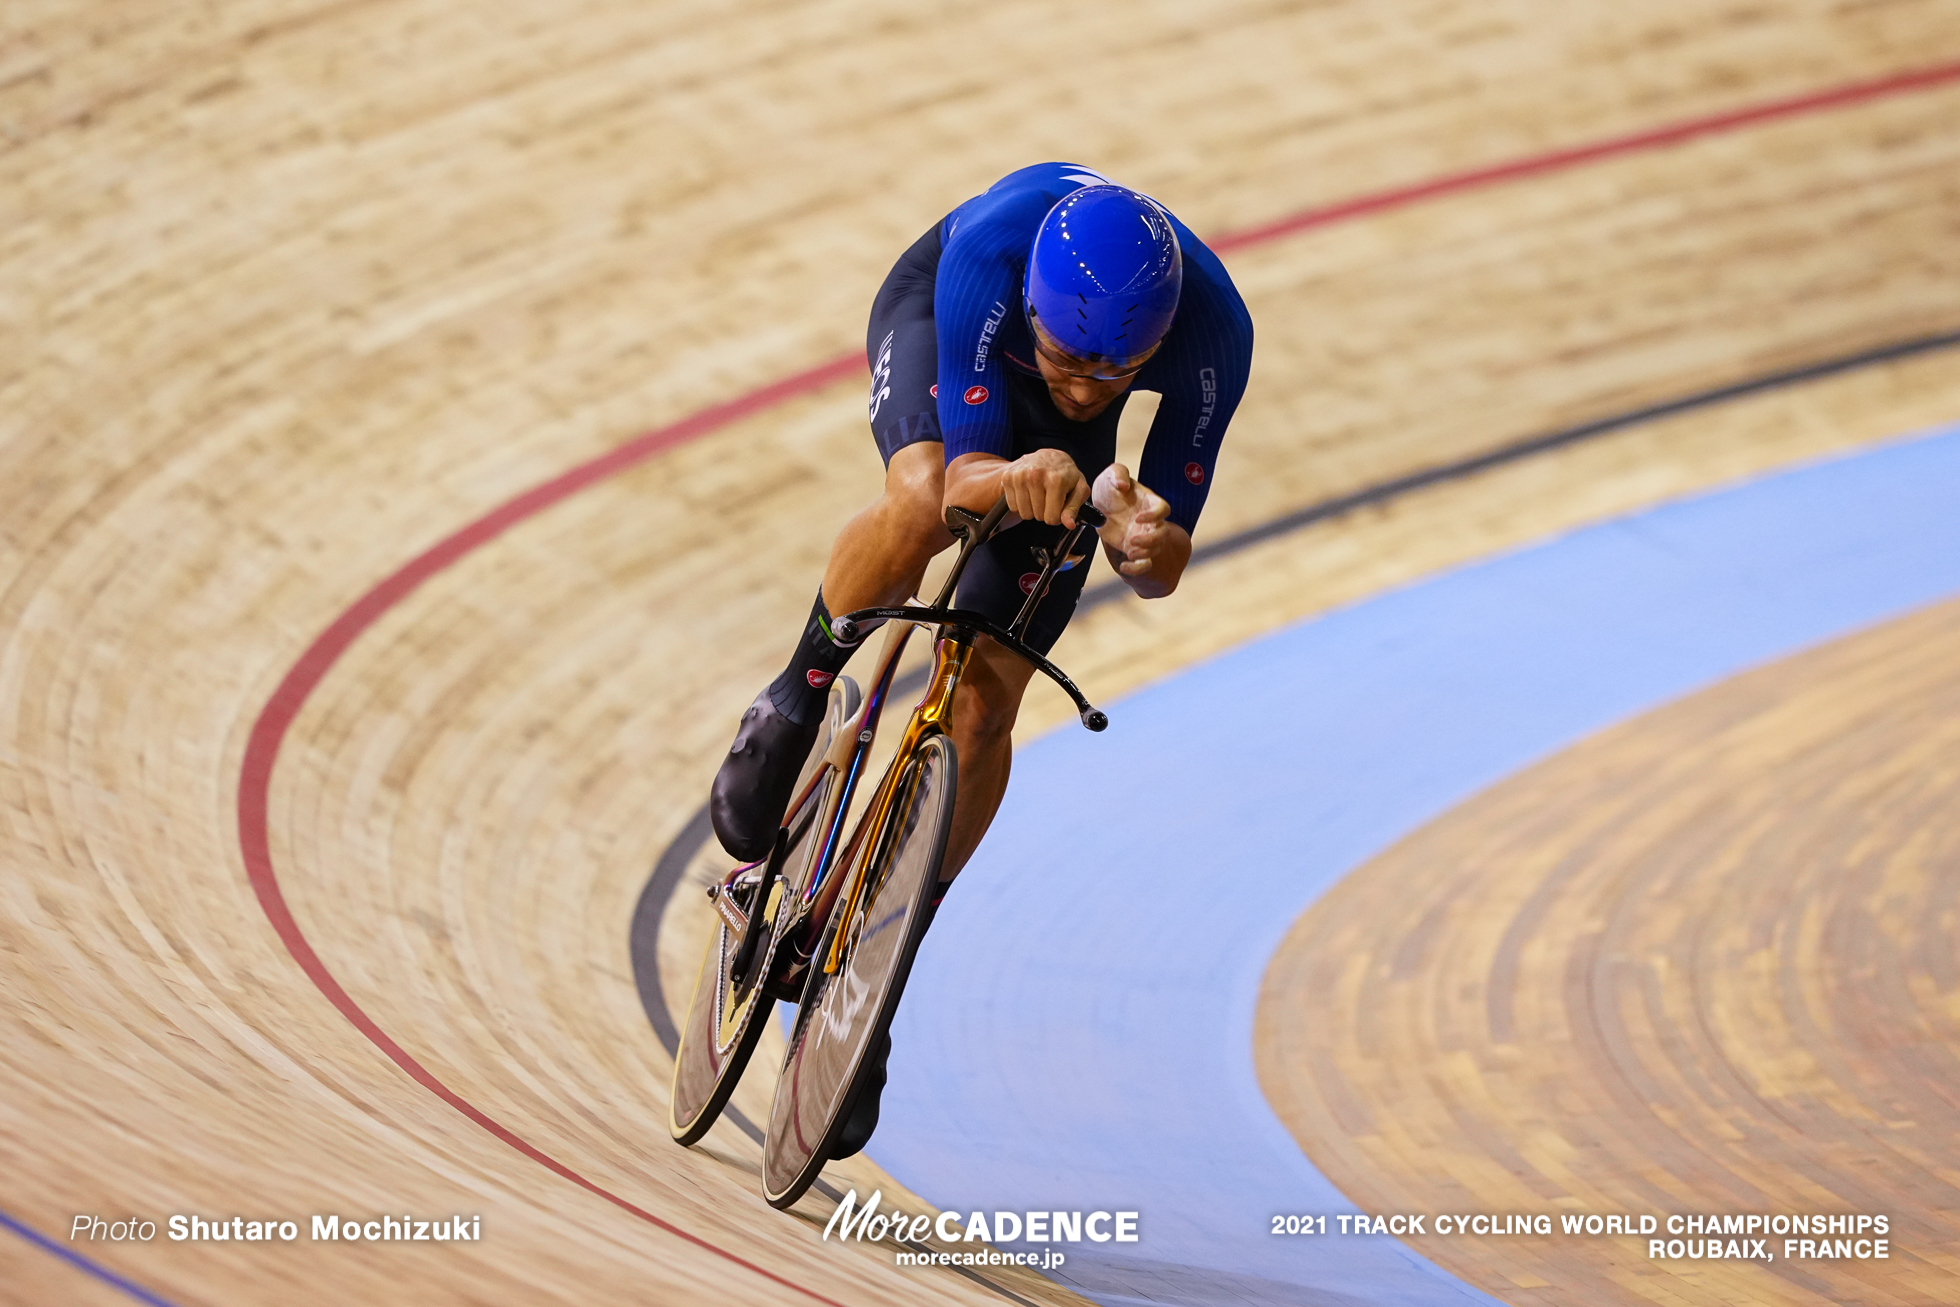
[822, 1189, 1137, 1272]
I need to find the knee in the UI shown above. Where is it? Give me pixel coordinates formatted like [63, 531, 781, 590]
[954, 678, 1021, 745]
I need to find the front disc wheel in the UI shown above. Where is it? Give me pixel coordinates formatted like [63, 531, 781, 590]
[760, 732, 956, 1207]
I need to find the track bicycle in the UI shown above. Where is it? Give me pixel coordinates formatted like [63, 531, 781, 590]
[669, 496, 1110, 1208]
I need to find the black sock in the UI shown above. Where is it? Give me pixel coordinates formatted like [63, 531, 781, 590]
[766, 589, 864, 726]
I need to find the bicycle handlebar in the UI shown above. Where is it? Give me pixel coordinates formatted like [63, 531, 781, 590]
[931, 499, 1013, 609]
[830, 603, 1108, 732]
[942, 497, 1106, 540]
[832, 494, 1112, 731]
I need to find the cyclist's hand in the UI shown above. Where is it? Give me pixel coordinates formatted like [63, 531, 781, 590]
[1002, 448, 1092, 528]
[1092, 463, 1174, 577]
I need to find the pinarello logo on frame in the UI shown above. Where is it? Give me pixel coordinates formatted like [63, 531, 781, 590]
[964, 385, 989, 405]
[1184, 462, 1205, 485]
[806, 670, 834, 689]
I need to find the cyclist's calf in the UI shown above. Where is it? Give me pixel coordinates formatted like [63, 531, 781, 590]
[941, 638, 1038, 879]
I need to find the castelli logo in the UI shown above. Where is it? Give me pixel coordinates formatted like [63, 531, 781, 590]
[806, 670, 834, 689]
[1018, 572, 1041, 595]
[1184, 462, 1205, 485]
[964, 385, 989, 405]
[930, 384, 938, 398]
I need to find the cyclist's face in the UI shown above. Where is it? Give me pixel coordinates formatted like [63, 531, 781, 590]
[1030, 321, 1156, 422]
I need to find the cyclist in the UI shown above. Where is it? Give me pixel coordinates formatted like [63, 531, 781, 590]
[712, 163, 1253, 1151]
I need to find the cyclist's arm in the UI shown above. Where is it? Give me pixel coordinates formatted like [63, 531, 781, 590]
[1132, 228, 1254, 538]
[944, 449, 1091, 528]
[1092, 463, 1190, 598]
[935, 215, 1099, 528]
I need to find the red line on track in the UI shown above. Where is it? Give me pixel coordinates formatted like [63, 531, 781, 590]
[235, 365, 862, 1307]
[1210, 59, 1960, 251]
[235, 57, 1960, 1302]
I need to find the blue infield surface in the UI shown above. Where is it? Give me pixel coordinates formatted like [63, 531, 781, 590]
[865, 421, 1960, 1307]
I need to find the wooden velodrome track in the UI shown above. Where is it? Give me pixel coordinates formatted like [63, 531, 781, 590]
[1257, 588, 1960, 1307]
[4, 1, 1960, 1304]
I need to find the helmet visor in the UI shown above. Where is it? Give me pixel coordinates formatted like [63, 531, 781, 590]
[1027, 311, 1159, 381]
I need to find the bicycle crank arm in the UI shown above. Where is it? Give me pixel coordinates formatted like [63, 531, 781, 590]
[832, 605, 1108, 732]
[728, 825, 786, 988]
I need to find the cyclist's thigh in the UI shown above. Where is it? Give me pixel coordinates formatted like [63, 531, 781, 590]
[867, 223, 944, 466]
[953, 516, 1096, 656]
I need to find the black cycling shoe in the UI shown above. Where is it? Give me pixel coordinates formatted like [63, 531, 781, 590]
[710, 690, 822, 863]
[829, 1030, 891, 1160]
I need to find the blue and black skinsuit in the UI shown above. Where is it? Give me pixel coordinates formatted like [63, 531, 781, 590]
[865, 161, 1254, 651]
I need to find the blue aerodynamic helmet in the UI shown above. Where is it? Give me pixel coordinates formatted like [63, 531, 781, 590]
[1024, 185, 1183, 367]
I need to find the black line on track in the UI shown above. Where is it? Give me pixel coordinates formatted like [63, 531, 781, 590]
[1076, 325, 1960, 618]
[630, 325, 1960, 1299]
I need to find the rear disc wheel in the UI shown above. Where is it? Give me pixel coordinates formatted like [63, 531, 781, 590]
[668, 677, 860, 1145]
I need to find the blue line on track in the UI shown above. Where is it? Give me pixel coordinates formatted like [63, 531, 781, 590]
[870, 421, 1960, 1307]
[0, 1208, 186, 1307]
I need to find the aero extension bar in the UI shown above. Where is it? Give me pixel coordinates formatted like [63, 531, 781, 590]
[831, 497, 1110, 732]
[831, 603, 1108, 732]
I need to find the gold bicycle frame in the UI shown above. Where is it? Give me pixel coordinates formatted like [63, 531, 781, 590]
[760, 497, 1101, 985]
[819, 628, 972, 975]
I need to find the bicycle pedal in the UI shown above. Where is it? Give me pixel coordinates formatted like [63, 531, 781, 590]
[721, 870, 762, 905]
